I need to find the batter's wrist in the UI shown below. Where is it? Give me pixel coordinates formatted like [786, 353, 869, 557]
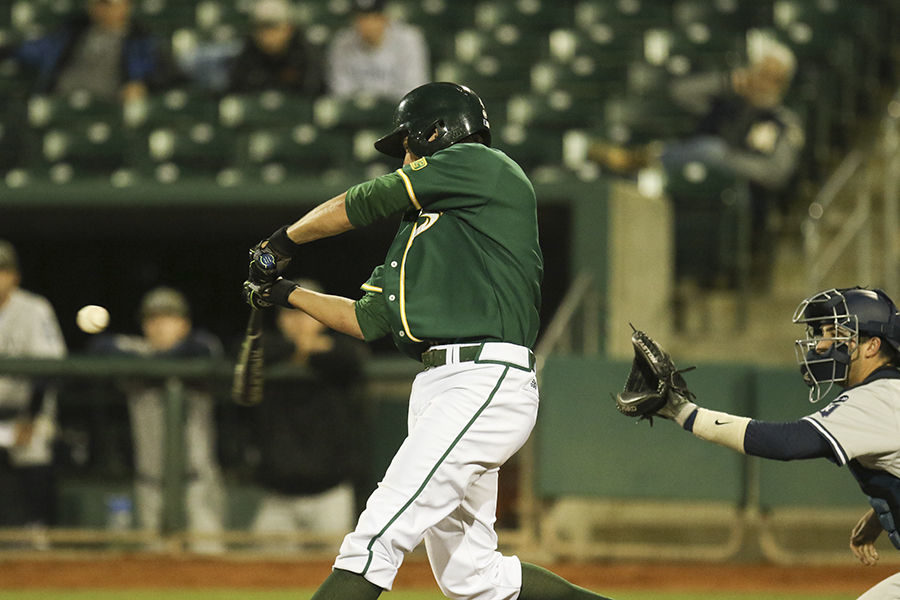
[266, 225, 302, 257]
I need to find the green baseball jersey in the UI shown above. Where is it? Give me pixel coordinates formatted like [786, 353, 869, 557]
[345, 143, 543, 360]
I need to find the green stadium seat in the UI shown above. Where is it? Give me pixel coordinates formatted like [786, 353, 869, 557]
[39, 120, 131, 173]
[456, 28, 539, 79]
[11, 0, 71, 37]
[219, 92, 315, 129]
[124, 89, 219, 129]
[27, 92, 121, 129]
[600, 94, 694, 145]
[389, 0, 476, 30]
[312, 95, 395, 131]
[231, 125, 352, 174]
[574, 0, 672, 34]
[529, 58, 623, 102]
[539, 28, 639, 97]
[642, 28, 738, 75]
[433, 60, 511, 101]
[473, 0, 573, 34]
[141, 123, 233, 176]
[493, 125, 563, 172]
[137, 0, 200, 33]
[665, 162, 751, 288]
[672, 0, 766, 34]
[506, 91, 602, 130]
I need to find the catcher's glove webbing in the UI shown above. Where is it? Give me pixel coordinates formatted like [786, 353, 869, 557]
[615, 325, 694, 424]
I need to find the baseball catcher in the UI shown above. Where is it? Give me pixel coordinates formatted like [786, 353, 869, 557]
[617, 289, 900, 599]
[615, 326, 695, 424]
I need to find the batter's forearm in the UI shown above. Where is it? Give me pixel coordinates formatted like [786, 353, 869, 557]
[287, 286, 365, 340]
[285, 193, 354, 244]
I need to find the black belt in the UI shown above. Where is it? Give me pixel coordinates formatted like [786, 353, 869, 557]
[421, 345, 481, 369]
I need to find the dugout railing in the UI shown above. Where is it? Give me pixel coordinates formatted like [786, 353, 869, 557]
[0, 348, 891, 564]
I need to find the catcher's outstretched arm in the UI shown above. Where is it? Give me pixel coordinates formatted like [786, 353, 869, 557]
[680, 406, 751, 453]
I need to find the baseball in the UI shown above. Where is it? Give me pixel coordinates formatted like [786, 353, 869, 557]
[76, 305, 109, 334]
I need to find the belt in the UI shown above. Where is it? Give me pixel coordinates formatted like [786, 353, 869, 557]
[420, 342, 535, 371]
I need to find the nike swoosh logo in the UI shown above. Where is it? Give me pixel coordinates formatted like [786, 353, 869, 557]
[714, 420, 731, 425]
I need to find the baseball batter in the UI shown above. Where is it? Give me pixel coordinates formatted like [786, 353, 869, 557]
[642, 287, 900, 600]
[244, 82, 614, 599]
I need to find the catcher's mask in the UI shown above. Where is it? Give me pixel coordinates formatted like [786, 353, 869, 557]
[374, 82, 491, 159]
[792, 287, 900, 402]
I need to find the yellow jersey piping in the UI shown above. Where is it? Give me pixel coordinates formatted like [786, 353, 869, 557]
[360, 283, 382, 293]
[399, 222, 423, 342]
[395, 168, 422, 210]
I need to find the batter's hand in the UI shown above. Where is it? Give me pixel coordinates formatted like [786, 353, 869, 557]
[243, 278, 298, 310]
[248, 246, 278, 285]
[850, 508, 882, 566]
[251, 225, 303, 277]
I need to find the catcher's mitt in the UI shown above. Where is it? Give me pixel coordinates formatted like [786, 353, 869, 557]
[615, 326, 694, 423]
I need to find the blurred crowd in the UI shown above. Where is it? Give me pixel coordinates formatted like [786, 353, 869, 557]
[0, 0, 429, 102]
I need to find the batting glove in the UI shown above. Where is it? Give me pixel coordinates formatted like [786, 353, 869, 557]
[248, 225, 302, 277]
[247, 247, 278, 285]
[243, 278, 298, 310]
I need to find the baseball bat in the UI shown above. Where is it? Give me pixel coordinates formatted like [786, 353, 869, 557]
[232, 307, 265, 406]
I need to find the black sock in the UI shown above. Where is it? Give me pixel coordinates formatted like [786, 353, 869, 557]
[310, 568, 382, 600]
[519, 562, 615, 600]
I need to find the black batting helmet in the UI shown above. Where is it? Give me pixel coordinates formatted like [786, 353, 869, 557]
[374, 82, 491, 159]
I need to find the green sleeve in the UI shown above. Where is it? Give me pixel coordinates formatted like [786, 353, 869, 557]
[353, 266, 391, 341]
[354, 293, 391, 341]
[345, 171, 411, 228]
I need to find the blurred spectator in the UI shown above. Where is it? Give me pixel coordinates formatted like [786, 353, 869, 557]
[325, 0, 429, 100]
[0, 240, 66, 547]
[249, 281, 368, 552]
[225, 0, 324, 95]
[1, 0, 173, 103]
[590, 30, 805, 289]
[89, 287, 225, 553]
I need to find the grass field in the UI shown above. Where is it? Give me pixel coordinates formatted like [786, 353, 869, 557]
[0, 591, 856, 600]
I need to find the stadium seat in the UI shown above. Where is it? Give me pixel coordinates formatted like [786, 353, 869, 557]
[506, 91, 603, 130]
[312, 95, 395, 131]
[539, 27, 640, 98]
[600, 94, 695, 145]
[665, 162, 751, 288]
[136, 0, 201, 34]
[573, 0, 672, 34]
[124, 89, 219, 129]
[231, 125, 352, 174]
[219, 91, 315, 129]
[27, 92, 121, 129]
[473, 0, 573, 34]
[141, 123, 233, 177]
[10, 0, 70, 37]
[452, 28, 539, 90]
[39, 120, 131, 173]
[433, 60, 511, 101]
[494, 125, 564, 173]
[389, 0, 476, 31]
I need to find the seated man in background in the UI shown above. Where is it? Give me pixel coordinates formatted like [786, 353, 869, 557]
[90, 287, 225, 553]
[590, 30, 805, 291]
[2, 0, 172, 103]
[325, 0, 429, 101]
[226, 0, 324, 95]
[0, 240, 66, 548]
[249, 280, 369, 552]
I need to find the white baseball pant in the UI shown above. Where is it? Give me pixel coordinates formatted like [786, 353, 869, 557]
[334, 342, 539, 600]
